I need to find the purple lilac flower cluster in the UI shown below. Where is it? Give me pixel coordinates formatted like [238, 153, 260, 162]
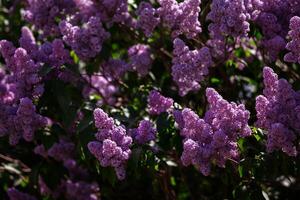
[128, 44, 152, 76]
[147, 90, 174, 115]
[19, 27, 72, 67]
[157, 0, 202, 38]
[284, 16, 300, 64]
[59, 16, 110, 60]
[23, 0, 76, 36]
[172, 38, 212, 96]
[206, 0, 250, 58]
[255, 67, 299, 156]
[174, 88, 251, 175]
[207, 0, 250, 39]
[131, 120, 157, 144]
[83, 74, 118, 105]
[73, 0, 133, 26]
[254, 0, 300, 61]
[136, 2, 160, 37]
[88, 108, 132, 180]
[0, 41, 44, 99]
[13, 98, 47, 143]
[0, 38, 48, 145]
[101, 59, 130, 81]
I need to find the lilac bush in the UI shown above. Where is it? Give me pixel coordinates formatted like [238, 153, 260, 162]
[0, 0, 299, 199]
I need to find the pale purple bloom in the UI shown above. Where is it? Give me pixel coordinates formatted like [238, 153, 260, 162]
[132, 120, 156, 144]
[177, 88, 251, 175]
[147, 90, 174, 115]
[128, 44, 152, 76]
[284, 16, 300, 63]
[136, 2, 160, 37]
[88, 108, 132, 180]
[255, 67, 299, 156]
[157, 0, 202, 39]
[172, 38, 212, 96]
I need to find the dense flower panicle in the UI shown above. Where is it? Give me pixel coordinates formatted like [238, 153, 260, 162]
[254, 0, 300, 61]
[147, 90, 174, 115]
[255, 67, 299, 156]
[205, 88, 252, 137]
[0, 69, 14, 104]
[7, 188, 37, 200]
[157, 0, 202, 38]
[19, 27, 72, 67]
[128, 44, 152, 76]
[0, 97, 47, 145]
[206, 0, 250, 58]
[0, 40, 17, 69]
[93, 108, 114, 130]
[48, 39, 73, 67]
[15, 97, 47, 142]
[172, 38, 212, 96]
[88, 108, 132, 180]
[47, 140, 76, 161]
[11, 48, 44, 98]
[284, 16, 300, 63]
[73, 0, 96, 21]
[19, 27, 39, 56]
[101, 59, 130, 80]
[177, 88, 251, 175]
[74, 0, 133, 26]
[83, 74, 118, 105]
[59, 16, 110, 59]
[172, 109, 185, 129]
[132, 120, 156, 144]
[0, 41, 45, 100]
[23, 0, 75, 36]
[136, 2, 160, 37]
[243, 0, 263, 20]
[266, 123, 297, 156]
[207, 0, 250, 39]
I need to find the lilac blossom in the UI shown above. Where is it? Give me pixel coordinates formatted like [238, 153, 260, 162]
[82, 74, 118, 105]
[172, 38, 212, 96]
[23, 0, 75, 36]
[136, 2, 160, 37]
[284, 16, 300, 63]
[88, 108, 132, 180]
[131, 120, 156, 144]
[59, 16, 110, 60]
[147, 90, 174, 115]
[157, 0, 202, 38]
[176, 88, 251, 175]
[128, 44, 152, 76]
[255, 67, 299, 156]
